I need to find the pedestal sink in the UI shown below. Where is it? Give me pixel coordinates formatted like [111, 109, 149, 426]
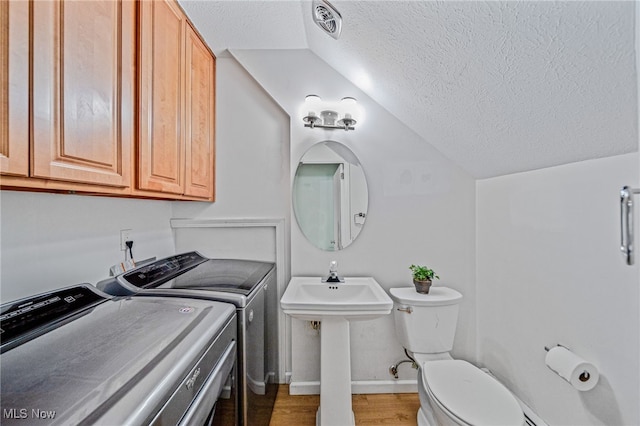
[280, 277, 393, 426]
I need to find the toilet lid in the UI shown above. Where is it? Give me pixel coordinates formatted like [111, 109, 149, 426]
[423, 360, 524, 426]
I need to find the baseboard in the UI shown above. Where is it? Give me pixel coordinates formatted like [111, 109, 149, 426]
[289, 379, 418, 395]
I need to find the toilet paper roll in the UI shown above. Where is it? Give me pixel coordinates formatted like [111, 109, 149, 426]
[545, 346, 599, 391]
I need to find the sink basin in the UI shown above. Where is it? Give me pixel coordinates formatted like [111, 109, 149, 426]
[281, 276, 392, 425]
[280, 277, 393, 321]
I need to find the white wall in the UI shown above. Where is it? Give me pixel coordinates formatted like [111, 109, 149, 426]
[231, 49, 477, 390]
[477, 153, 639, 425]
[0, 191, 175, 302]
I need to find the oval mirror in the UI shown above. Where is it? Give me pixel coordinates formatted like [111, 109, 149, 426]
[293, 141, 368, 251]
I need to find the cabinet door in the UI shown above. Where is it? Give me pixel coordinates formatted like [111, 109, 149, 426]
[32, 0, 133, 187]
[138, 0, 185, 195]
[1, 0, 29, 177]
[184, 23, 215, 200]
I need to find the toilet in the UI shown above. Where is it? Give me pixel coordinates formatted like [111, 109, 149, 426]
[389, 286, 524, 426]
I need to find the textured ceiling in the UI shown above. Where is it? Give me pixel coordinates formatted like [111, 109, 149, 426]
[180, 0, 637, 179]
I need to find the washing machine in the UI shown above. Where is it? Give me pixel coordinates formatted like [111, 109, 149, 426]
[97, 251, 278, 426]
[0, 284, 237, 425]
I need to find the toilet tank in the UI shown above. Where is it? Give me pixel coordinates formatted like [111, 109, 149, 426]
[389, 287, 463, 354]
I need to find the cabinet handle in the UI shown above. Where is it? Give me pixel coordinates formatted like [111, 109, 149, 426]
[620, 186, 640, 265]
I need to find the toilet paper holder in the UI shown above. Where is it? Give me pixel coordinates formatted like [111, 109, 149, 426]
[544, 344, 591, 383]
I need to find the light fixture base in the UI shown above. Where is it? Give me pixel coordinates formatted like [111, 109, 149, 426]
[337, 117, 357, 129]
[320, 110, 338, 126]
[303, 115, 322, 128]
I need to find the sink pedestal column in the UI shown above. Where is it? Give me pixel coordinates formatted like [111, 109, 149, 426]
[317, 317, 355, 426]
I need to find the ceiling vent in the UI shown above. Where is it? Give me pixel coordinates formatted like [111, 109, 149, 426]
[312, 0, 342, 40]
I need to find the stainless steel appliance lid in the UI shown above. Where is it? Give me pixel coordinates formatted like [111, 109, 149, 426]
[0, 284, 107, 352]
[173, 259, 274, 293]
[121, 252, 275, 295]
[1, 286, 236, 425]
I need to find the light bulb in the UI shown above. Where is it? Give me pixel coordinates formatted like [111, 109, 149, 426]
[340, 97, 357, 107]
[305, 94, 322, 106]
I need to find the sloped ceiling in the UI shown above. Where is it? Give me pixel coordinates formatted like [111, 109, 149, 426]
[180, 0, 637, 179]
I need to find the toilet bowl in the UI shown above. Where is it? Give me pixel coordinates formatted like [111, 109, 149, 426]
[389, 287, 524, 426]
[418, 359, 524, 426]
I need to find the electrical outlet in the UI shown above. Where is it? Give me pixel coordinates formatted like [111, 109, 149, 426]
[120, 229, 132, 251]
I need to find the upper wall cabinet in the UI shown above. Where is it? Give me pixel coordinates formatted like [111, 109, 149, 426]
[1, 0, 215, 201]
[32, 0, 134, 188]
[138, 0, 215, 200]
[1, 0, 29, 177]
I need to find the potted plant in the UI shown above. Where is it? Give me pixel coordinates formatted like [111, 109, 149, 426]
[409, 264, 439, 294]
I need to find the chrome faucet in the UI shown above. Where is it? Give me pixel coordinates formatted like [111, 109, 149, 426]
[322, 261, 344, 283]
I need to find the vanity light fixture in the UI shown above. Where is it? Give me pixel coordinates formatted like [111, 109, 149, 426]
[303, 95, 358, 131]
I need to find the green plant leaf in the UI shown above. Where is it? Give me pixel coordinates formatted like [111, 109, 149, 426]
[409, 264, 439, 280]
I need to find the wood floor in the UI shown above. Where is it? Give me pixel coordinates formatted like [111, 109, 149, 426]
[268, 385, 420, 425]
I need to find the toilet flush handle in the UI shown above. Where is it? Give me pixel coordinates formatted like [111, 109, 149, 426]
[397, 306, 413, 314]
